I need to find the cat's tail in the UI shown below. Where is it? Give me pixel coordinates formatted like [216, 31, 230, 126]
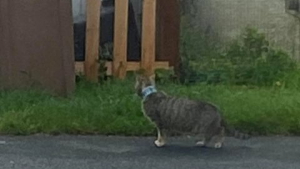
[221, 119, 250, 140]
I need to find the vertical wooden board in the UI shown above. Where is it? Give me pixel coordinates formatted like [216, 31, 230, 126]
[85, 0, 101, 82]
[113, 0, 129, 79]
[0, 0, 11, 88]
[58, 0, 76, 95]
[156, 0, 180, 74]
[141, 0, 157, 75]
[0, 0, 75, 96]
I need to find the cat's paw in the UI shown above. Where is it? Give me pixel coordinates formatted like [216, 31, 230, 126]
[154, 140, 166, 147]
[214, 142, 223, 149]
[196, 141, 205, 146]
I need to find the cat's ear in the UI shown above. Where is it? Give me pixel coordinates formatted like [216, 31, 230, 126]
[149, 74, 156, 86]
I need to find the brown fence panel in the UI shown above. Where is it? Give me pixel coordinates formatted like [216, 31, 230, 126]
[0, 0, 75, 96]
[156, 0, 180, 73]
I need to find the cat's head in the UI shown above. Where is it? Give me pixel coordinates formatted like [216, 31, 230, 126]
[135, 74, 156, 97]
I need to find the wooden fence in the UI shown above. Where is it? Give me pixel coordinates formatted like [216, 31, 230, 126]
[75, 0, 170, 81]
[0, 0, 75, 96]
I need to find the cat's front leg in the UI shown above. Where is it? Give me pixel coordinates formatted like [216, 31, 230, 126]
[154, 128, 167, 147]
[196, 139, 206, 147]
[207, 127, 225, 149]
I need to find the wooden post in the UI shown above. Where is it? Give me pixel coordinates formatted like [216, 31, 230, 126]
[85, 0, 101, 82]
[113, 0, 129, 79]
[141, 0, 157, 76]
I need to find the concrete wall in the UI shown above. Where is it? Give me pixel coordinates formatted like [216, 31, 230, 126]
[192, 0, 300, 60]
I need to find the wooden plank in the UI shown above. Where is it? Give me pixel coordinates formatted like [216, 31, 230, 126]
[141, 0, 157, 76]
[76, 61, 112, 75]
[75, 61, 169, 75]
[75, 62, 84, 75]
[154, 61, 170, 69]
[0, 0, 75, 96]
[126, 61, 169, 71]
[113, 0, 129, 79]
[59, 0, 76, 95]
[126, 62, 143, 71]
[156, 0, 180, 74]
[84, 0, 101, 82]
[106, 61, 113, 76]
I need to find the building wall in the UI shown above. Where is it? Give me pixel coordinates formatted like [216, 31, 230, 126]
[192, 0, 300, 60]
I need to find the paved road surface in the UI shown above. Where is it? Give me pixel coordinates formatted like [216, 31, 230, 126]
[0, 135, 299, 169]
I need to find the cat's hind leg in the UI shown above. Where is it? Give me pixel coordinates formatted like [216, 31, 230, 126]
[154, 128, 167, 147]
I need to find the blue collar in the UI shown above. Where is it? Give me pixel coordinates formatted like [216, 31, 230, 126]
[142, 86, 157, 100]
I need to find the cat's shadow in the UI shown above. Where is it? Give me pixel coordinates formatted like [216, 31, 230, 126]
[145, 144, 252, 158]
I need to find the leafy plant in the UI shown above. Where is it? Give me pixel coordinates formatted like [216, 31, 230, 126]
[97, 42, 114, 83]
[223, 27, 296, 86]
[180, 16, 222, 84]
[155, 68, 177, 84]
[180, 24, 297, 86]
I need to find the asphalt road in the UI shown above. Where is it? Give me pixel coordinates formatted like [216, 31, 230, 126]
[0, 135, 299, 169]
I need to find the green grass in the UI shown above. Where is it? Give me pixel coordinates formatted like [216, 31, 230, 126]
[0, 78, 300, 136]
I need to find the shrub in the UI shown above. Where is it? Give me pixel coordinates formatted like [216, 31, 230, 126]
[224, 28, 296, 86]
[180, 22, 297, 86]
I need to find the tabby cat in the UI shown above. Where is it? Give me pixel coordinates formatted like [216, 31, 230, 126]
[135, 74, 249, 148]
